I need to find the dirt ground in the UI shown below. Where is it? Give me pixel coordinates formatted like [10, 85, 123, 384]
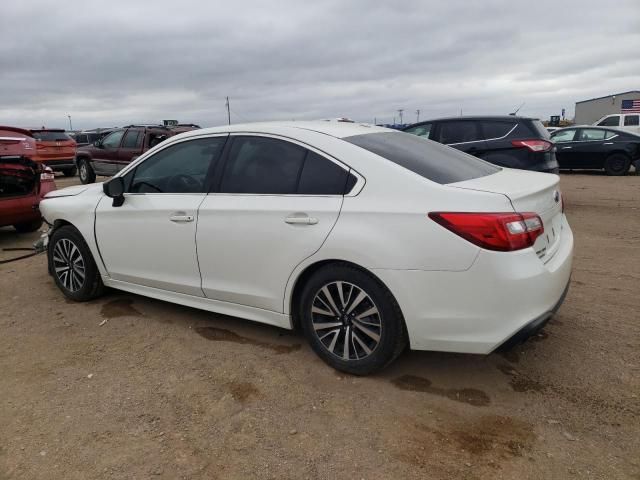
[1, 172, 639, 480]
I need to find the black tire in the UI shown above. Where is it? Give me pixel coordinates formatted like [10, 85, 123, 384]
[299, 263, 407, 375]
[48, 225, 104, 301]
[13, 218, 43, 233]
[604, 153, 631, 176]
[62, 167, 77, 177]
[78, 158, 96, 184]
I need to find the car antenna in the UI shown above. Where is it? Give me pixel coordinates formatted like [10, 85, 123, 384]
[509, 102, 525, 116]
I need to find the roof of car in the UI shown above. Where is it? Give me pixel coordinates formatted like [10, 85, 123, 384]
[175, 121, 392, 140]
[404, 116, 538, 128]
[29, 128, 66, 133]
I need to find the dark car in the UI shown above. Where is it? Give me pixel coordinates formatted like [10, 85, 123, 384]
[73, 128, 118, 147]
[402, 116, 558, 173]
[550, 126, 640, 176]
[75, 124, 199, 184]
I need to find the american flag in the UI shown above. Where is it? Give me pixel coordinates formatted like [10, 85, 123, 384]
[621, 99, 640, 113]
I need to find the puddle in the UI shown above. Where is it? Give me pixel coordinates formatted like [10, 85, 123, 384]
[100, 298, 142, 319]
[450, 415, 534, 457]
[497, 363, 545, 393]
[392, 375, 490, 407]
[195, 326, 301, 354]
[227, 381, 260, 402]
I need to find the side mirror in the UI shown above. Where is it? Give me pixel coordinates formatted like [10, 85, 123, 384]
[94, 140, 103, 148]
[103, 177, 125, 207]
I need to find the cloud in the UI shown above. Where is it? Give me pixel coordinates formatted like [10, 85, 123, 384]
[1, 0, 638, 129]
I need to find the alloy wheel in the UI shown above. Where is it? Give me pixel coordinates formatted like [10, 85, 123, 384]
[79, 162, 88, 181]
[310, 281, 382, 361]
[52, 238, 86, 292]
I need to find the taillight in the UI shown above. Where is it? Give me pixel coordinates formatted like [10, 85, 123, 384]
[511, 139, 553, 152]
[428, 212, 544, 252]
[40, 167, 55, 182]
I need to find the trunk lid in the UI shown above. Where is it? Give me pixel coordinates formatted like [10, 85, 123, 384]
[0, 156, 40, 199]
[449, 168, 564, 262]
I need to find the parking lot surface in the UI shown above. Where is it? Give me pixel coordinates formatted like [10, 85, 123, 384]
[1, 173, 639, 479]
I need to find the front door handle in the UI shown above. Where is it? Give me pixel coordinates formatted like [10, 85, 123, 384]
[285, 215, 318, 225]
[561, 146, 572, 149]
[170, 212, 194, 223]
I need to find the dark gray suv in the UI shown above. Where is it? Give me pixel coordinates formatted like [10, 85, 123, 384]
[402, 116, 559, 173]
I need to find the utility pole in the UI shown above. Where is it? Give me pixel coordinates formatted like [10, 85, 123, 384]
[67, 115, 72, 131]
[397, 109, 404, 125]
[415, 109, 420, 123]
[225, 96, 231, 125]
[374, 117, 377, 125]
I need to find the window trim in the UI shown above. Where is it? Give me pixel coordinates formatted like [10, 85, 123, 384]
[208, 132, 365, 197]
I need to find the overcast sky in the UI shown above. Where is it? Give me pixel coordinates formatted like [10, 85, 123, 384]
[1, 0, 638, 130]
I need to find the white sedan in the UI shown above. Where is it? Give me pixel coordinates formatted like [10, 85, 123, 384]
[41, 121, 573, 375]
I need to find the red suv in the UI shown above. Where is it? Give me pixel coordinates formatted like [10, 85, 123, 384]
[1, 126, 56, 232]
[76, 124, 199, 184]
[30, 128, 77, 176]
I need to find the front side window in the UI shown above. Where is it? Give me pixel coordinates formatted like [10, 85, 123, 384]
[578, 129, 607, 141]
[403, 123, 432, 138]
[122, 130, 142, 149]
[436, 121, 481, 144]
[129, 137, 226, 193]
[624, 115, 639, 126]
[345, 131, 499, 184]
[597, 116, 620, 127]
[552, 129, 577, 143]
[102, 130, 125, 149]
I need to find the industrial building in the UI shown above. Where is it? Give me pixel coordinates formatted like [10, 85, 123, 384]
[574, 90, 640, 124]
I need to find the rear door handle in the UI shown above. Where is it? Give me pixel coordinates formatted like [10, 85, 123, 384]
[285, 216, 318, 225]
[170, 212, 194, 223]
[561, 146, 572, 149]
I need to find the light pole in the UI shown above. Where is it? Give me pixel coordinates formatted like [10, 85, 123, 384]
[416, 109, 420, 123]
[67, 115, 73, 131]
[397, 109, 404, 125]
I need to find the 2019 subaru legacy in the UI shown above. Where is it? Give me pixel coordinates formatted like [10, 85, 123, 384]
[403, 116, 559, 173]
[40, 122, 573, 375]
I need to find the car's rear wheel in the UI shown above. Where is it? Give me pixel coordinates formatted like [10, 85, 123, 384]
[48, 225, 104, 301]
[604, 153, 631, 176]
[299, 263, 407, 375]
[13, 219, 43, 233]
[62, 167, 77, 177]
[78, 158, 96, 184]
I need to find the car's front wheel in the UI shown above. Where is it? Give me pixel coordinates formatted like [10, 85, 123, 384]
[48, 225, 104, 301]
[78, 158, 96, 184]
[300, 263, 407, 375]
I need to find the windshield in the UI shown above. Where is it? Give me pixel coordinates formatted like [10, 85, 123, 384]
[32, 131, 71, 141]
[344, 131, 499, 184]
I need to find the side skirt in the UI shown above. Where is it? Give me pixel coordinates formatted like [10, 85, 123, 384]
[102, 277, 292, 330]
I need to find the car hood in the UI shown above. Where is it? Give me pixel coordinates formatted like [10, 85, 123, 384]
[45, 183, 102, 198]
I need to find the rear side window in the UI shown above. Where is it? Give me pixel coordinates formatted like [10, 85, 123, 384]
[624, 115, 639, 126]
[220, 137, 354, 195]
[436, 121, 481, 144]
[481, 121, 514, 139]
[578, 129, 608, 141]
[122, 130, 142, 149]
[298, 151, 349, 195]
[344, 132, 499, 184]
[220, 137, 306, 194]
[527, 119, 551, 139]
[597, 116, 620, 127]
[31, 131, 70, 141]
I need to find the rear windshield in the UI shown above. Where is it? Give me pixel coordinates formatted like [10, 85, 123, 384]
[32, 131, 71, 141]
[344, 132, 499, 184]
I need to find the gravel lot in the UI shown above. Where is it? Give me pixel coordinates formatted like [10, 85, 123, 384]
[1, 172, 638, 479]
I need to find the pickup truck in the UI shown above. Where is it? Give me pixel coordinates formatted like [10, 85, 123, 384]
[593, 114, 640, 135]
[75, 124, 199, 184]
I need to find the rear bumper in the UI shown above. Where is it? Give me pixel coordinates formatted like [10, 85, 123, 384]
[373, 214, 574, 354]
[41, 158, 76, 170]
